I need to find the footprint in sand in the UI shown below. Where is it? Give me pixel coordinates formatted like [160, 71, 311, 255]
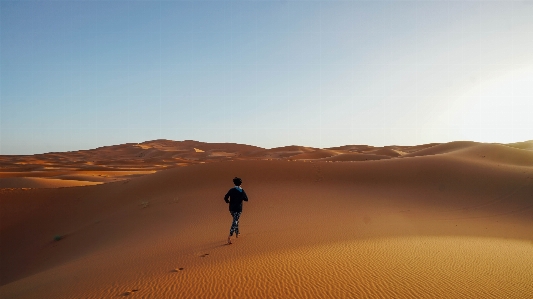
[121, 289, 138, 296]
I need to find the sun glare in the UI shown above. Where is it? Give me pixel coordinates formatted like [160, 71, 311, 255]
[450, 65, 532, 143]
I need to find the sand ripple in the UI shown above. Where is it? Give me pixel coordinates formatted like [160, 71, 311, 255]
[5, 237, 526, 299]
[164, 237, 533, 299]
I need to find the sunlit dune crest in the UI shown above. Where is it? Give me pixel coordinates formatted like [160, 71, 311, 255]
[0, 177, 102, 189]
[1, 140, 532, 298]
[402, 141, 479, 158]
[506, 140, 533, 151]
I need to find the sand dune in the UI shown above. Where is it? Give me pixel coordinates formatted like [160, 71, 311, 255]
[323, 153, 392, 161]
[392, 142, 441, 154]
[289, 149, 341, 160]
[0, 177, 103, 188]
[361, 147, 402, 157]
[506, 140, 533, 151]
[244, 145, 322, 159]
[402, 141, 478, 158]
[268, 145, 318, 153]
[1, 140, 532, 298]
[326, 144, 376, 152]
[451, 143, 533, 166]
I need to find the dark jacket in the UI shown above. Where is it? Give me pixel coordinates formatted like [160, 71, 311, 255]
[224, 187, 248, 212]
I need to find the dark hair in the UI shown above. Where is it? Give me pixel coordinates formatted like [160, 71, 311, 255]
[233, 177, 242, 186]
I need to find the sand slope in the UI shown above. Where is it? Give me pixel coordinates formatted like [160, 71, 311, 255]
[402, 141, 478, 158]
[0, 177, 103, 188]
[323, 153, 392, 161]
[1, 140, 532, 298]
[289, 149, 341, 160]
[507, 140, 533, 151]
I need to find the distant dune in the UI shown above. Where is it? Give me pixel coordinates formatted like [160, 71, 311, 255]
[361, 147, 402, 157]
[289, 149, 340, 160]
[322, 153, 392, 161]
[401, 141, 479, 158]
[1, 140, 532, 298]
[506, 140, 533, 151]
[0, 177, 103, 188]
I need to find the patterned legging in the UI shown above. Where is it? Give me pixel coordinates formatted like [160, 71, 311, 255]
[229, 211, 242, 236]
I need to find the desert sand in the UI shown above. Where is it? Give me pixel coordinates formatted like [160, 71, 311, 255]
[1, 139, 532, 298]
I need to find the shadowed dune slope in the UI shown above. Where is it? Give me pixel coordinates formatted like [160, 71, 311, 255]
[289, 149, 341, 160]
[1, 141, 533, 298]
[267, 145, 318, 152]
[325, 144, 375, 152]
[362, 147, 402, 157]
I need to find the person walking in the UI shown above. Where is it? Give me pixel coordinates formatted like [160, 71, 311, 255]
[224, 177, 248, 244]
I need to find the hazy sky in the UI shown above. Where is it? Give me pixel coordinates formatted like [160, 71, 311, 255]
[1, 0, 532, 154]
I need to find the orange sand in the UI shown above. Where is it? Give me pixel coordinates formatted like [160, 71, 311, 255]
[1, 140, 532, 298]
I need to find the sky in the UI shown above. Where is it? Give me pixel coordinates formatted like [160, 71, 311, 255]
[1, 0, 532, 155]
